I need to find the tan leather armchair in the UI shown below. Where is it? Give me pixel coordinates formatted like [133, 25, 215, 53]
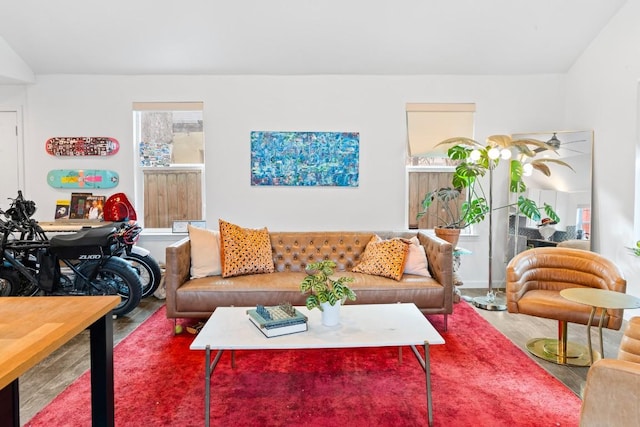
[506, 247, 626, 366]
[580, 317, 640, 426]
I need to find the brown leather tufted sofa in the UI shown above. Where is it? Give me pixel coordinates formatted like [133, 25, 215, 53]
[165, 231, 453, 328]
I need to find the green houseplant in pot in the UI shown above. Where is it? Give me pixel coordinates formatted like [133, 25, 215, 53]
[417, 184, 489, 248]
[416, 147, 494, 247]
[300, 260, 356, 326]
[417, 136, 571, 244]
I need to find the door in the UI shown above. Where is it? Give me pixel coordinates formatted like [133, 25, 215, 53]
[0, 111, 20, 198]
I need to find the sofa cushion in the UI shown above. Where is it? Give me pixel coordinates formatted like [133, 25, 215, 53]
[404, 237, 430, 277]
[219, 219, 275, 278]
[174, 271, 445, 314]
[188, 224, 221, 278]
[352, 236, 409, 281]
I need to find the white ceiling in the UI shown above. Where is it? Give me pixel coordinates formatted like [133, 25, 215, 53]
[0, 0, 627, 78]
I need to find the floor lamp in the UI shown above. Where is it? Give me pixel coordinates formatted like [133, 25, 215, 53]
[471, 146, 509, 311]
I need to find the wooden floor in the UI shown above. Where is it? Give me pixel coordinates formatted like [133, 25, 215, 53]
[459, 288, 625, 397]
[17, 289, 626, 424]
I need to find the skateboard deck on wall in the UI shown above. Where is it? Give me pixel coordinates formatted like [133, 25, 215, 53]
[46, 137, 120, 156]
[47, 169, 119, 189]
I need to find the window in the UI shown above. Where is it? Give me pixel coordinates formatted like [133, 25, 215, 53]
[576, 206, 591, 240]
[133, 102, 205, 229]
[405, 103, 475, 229]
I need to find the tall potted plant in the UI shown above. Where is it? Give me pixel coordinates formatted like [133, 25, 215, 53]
[417, 185, 488, 248]
[419, 135, 573, 309]
[417, 135, 570, 237]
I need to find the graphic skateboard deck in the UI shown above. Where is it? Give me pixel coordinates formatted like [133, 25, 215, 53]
[47, 169, 119, 189]
[46, 137, 119, 156]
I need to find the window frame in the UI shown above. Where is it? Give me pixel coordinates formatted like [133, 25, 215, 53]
[405, 103, 476, 231]
[132, 102, 205, 230]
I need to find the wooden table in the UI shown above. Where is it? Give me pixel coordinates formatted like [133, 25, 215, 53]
[560, 288, 640, 365]
[0, 296, 120, 427]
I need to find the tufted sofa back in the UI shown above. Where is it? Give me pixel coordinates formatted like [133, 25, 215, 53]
[270, 232, 375, 272]
[269, 231, 421, 273]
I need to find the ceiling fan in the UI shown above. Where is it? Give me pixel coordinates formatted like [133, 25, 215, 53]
[534, 132, 588, 157]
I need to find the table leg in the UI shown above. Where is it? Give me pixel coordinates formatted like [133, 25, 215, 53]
[205, 346, 210, 427]
[89, 311, 114, 427]
[204, 346, 224, 427]
[0, 379, 19, 427]
[410, 341, 433, 427]
[586, 306, 597, 365]
[597, 307, 606, 359]
[424, 341, 432, 427]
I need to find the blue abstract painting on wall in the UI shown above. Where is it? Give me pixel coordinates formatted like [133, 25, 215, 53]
[251, 131, 359, 186]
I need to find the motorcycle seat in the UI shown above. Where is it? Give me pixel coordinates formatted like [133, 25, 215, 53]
[50, 226, 117, 248]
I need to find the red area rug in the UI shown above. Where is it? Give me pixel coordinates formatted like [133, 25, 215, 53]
[26, 302, 581, 426]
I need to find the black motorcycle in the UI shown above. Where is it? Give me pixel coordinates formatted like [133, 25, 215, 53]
[4, 191, 162, 299]
[0, 199, 143, 317]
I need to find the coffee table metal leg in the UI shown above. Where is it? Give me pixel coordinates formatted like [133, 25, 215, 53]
[410, 341, 433, 427]
[204, 346, 224, 427]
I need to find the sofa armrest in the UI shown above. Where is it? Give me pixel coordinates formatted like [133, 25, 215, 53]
[580, 359, 640, 426]
[165, 237, 191, 318]
[418, 231, 453, 310]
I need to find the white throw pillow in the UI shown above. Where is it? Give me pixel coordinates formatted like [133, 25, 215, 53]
[188, 224, 222, 278]
[404, 237, 431, 277]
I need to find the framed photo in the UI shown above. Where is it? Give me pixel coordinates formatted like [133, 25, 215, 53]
[54, 199, 70, 220]
[69, 193, 93, 219]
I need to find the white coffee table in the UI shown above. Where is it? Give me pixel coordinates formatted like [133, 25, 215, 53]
[190, 303, 445, 427]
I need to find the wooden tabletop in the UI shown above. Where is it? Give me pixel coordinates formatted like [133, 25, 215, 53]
[0, 296, 120, 390]
[38, 221, 113, 232]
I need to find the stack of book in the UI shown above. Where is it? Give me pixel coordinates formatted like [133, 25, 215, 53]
[247, 304, 308, 338]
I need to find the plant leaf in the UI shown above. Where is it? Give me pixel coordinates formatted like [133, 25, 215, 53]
[517, 196, 541, 222]
[543, 203, 561, 223]
[531, 158, 575, 172]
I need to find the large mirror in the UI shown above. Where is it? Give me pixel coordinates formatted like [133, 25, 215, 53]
[507, 130, 593, 260]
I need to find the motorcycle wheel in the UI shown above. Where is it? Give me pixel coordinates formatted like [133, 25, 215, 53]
[0, 268, 20, 296]
[76, 258, 143, 316]
[122, 252, 162, 298]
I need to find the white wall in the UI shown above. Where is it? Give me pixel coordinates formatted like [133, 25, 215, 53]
[565, 0, 640, 317]
[1, 74, 564, 273]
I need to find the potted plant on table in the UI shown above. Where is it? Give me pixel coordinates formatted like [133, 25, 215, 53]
[300, 260, 356, 326]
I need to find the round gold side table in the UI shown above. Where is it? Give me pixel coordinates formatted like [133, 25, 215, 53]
[560, 288, 640, 365]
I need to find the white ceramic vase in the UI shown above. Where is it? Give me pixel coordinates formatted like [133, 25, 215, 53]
[320, 300, 341, 326]
[539, 224, 556, 241]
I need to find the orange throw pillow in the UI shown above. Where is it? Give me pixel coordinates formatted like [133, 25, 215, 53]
[219, 219, 275, 278]
[353, 236, 409, 281]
